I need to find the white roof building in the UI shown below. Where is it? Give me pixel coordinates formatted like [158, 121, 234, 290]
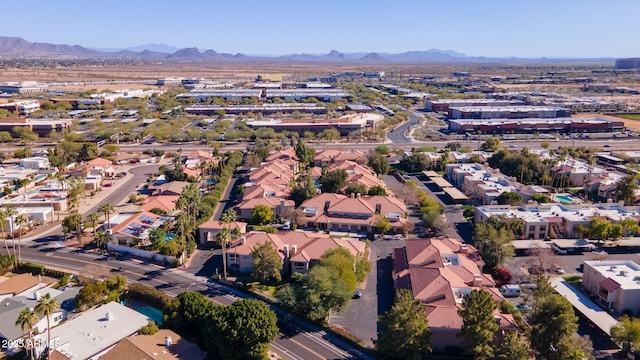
[583, 260, 640, 315]
[35, 301, 149, 360]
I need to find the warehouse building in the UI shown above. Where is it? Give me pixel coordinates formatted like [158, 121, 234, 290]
[448, 105, 570, 119]
[448, 117, 623, 134]
[425, 99, 521, 112]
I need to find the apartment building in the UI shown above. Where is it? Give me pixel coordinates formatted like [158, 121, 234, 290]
[582, 260, 640, 314]
[475, 202, 640, 240]
[392, 238, 517, 351]
[313, 150, 367, 167]
[300, 192, 408, 233]
[227, 231, 366, 274]
[246, 113, 383, 136]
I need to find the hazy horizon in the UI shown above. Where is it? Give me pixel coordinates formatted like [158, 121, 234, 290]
[3, 0, 638, 58]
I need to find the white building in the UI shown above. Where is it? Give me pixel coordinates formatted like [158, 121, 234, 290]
[582, 260, 640, 314]
[34, 301, 150, 360]
[19, 157, 50, 170]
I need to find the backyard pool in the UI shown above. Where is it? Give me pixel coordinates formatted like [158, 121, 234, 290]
[555, 195, 574, 204]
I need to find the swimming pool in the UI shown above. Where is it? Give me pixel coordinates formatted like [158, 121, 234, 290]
[134, 305, 164, 326]
[555, 195, 573, 204]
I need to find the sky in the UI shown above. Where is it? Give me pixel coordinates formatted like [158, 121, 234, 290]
[2, 0, 638, 58]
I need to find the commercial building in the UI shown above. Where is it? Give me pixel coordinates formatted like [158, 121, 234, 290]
[313, 150, 367, 167]
[265, 89, 351, 101]
[176, 89, 262, 101]
[0, 100, 41, 115]
[0, 117, 72, 136]
[448, 117, 624, 134]
[474, 202, 640, 240]
[448, 106, 570, 119]
[615, 58, 640, 70]
[184, 103, 327, 115]
[582, 260, 640, 314]
[246, 113, 383, 135]
[0, 82, 48, 94]
[392, 238, 517, 351]
[425, 99, 520, 112]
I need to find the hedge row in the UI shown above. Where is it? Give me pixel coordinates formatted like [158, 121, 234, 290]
[127, 282, 172, 309]
[197, 150, 244, 227]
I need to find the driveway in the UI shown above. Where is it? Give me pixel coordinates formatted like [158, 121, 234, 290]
[330, 238, 405, 348]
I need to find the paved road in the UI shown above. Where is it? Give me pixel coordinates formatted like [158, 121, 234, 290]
[387, 112, 421, 144]
[1, 245, 371, 360]
[26, 138, 640, 153]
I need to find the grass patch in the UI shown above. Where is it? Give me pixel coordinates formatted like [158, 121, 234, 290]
[246, 282, 280, 297]
[563, 275, 582, 283]
[616, 114, 640, 121]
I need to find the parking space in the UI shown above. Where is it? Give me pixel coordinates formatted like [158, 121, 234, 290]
[330, 237, 405, 347]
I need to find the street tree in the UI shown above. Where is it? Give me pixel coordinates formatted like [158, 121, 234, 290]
[87, 212, 100, 239]
[15, 214, 26, 263]
[163, 291, 215, 334]
[99, 203, 115, 229]
[62, 213, 83, 244]
[219, 208, 238, 279]
[611, 315, 640, 354]
[458, 289, 499, 360]
[251, 242, 283, 283]
[320, 247, 358, 292]
[205, 299, 278, 360]
[481, 136, 502, 151]
[375, 289, 431, 360]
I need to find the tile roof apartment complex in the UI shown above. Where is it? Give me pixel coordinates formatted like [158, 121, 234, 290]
[392, 238, 517, 351]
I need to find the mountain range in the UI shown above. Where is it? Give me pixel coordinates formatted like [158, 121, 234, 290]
[0, 36, 615, 63]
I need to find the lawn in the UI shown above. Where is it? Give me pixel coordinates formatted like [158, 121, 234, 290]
[246, 282, 280, 297]
[616, 113, 640, 121]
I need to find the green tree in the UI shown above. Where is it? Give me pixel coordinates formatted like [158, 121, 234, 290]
[473, 222, 514, 270]
[320, 247, 358, 292]
[290, 174, 317, 206]
[251, 242, 283, 283]
[0, 131, 12, 146]
[494, 192, 522, 206]
[367, 185, 387, 196]
[399, 153, 430, 171]
[251, 204, 273, 225]
[375, 144, 391, 154]
[99, 203, 115, 230]
[611, 315, 640, 354]
[163, 291, 215, 333]
[295, 138, 315, 168]
[375, 289, 431, 360]
[374, 216, 392, 234]
[86, 212, 100, 239]
[344, 183, 367, 197]
[15, 214, 26, 263]
[532, 193, 550, 203]
[62, 213, 83, 244]
[205, 299, 278, 360]
[94, 229, 110, 250]
[481, 136, 502, 151]
[529, 293, 579, 360]
[16, 308, 39, 360]
[75, 282, 108, 310]
[458, 289, 499, 360]
[368, 152, 391, 175]
[35, 293, 60, 360]
[319, 168, 348, 193]
[319, 128, 340, 140]
[615, 175, 639, 206]
[494, 332, 531, 360]
[149, 227, 167, 251]
[77, 142, 99, 162]
[139, 321, 159, 335]
[12, 126, 38, 144]
[219, 208, 238, 279]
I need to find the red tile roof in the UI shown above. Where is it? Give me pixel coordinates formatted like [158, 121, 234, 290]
[599, 277, 621, 292]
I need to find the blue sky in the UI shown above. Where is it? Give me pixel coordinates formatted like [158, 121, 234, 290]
[2, 0, 637, 58]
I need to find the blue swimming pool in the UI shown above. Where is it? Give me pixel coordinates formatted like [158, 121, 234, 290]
[556, 195, 573, 203]
[134, 305, 164, 326]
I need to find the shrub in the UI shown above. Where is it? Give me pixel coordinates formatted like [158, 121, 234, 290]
[127, 283, 172, 309]
[492, 266, 512, 287]
[17, 262, 45, 275]
[139, 321, 159, 335]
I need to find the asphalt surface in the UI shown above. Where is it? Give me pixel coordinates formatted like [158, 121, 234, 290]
[387, 112, 421, 144]
[1, 245, 372, 360]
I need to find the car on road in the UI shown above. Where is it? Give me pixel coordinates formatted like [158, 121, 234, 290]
[103, 183, 112, 187]
[553, 264, 565, 274]
[515, 304, 532, 312]
[352, 291, 363, 299]
[402, 174, 411, 179]
[604, 144, 611, 148]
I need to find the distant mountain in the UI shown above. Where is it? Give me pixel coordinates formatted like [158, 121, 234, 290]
[0, 36, 617, 63]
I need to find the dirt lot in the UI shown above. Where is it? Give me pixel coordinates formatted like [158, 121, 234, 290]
[572, 112, 640, 131]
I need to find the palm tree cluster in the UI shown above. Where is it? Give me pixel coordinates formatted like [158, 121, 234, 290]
[15, 293, 60, 360]
[1, 204, 22, 267]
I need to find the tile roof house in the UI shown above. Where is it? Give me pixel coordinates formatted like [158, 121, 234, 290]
[392, 238, 517, 351]
[186, 149, 212, 161]
[299, 193, 408, 233]
[149, 181, 191, 196]
[198, 220, 247, 245]
[100, 329, 206, 360]
[313, 150, 367, 167]
[139, 195, 179, 213]
[0, 273, 53, 301]
[227, 231, 367, 274]
[237, 160, 297, 220]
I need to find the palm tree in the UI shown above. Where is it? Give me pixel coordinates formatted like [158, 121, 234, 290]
[0, 208, 10, 264]
[87, 212, 100, 239]
[219, 209, 237, 279]
[16, 308, 39, 360]
[94, 229, 111, 251]
[35, 293, 60, 360]
[99, 203, 115, 230]
[15, 214, 26, 265]
[46, 173, 56, 223]
[5, 205, 17, 264]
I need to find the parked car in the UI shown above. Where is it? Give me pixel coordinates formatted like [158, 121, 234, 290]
[352, 290, 363, 299]
[553, 264, 565, 274]
[515, 304, 532, 312]
[281, 221, 291, 230]
[103, 183, 112, 187]
[499, 284, 522, 298]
